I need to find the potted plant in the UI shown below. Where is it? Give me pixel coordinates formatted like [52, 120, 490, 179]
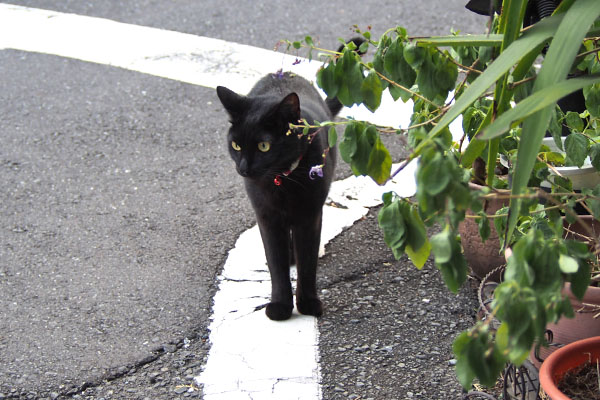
[289, 0, 600, 390]
[539, 335, 600, 399]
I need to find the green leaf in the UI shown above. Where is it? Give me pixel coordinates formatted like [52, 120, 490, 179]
[367, 137, 392, 185]
[430, 229, 452, 264]
[584, 185, 600, 218]
[414, 49, 436, 101]
[339, 122, 360, 163]
[505, 0, 600, 245]
[565, 110, 584, 132]
[317, 62, 338, 98]
[453, 332, 476, 389]
[495, 322, 510, 353]
[435, 56, 458, 94]
[403, 42, 426, 70]
[350, 129, 372, 176]
[404, 205, 431, 269]
[477, 213, 491, 243]
[327, 126, 337, 148]
[389, 84, 413, 103]
[453, 327, 506, 389]
[418, 154, 451, 195]
[381, 191, 394, 206]
[360, 70, 383, 112]
[558, 253, 579, 273]
[498, 0, 528, 51]
[417, 34, 503, 47]
[590, 143, 600, 171]
[569, 258, 590, 300]
[378, 198, 432, 268]
[359, 41, 369, 53]
[549, 108, 564, 150]
[437, 238, 468, 293]
[372, 35, 390, 81]
[481, 75, 600, 139]
[461, 138, 487, 168]
[378, 199, 406, 256]
[414, 49, 455, 102]
[411, 11, 566, 161]
[585, 84, 600, 118]
[405, 240, 431, 269]
[384, 39, 416, 89]
[335, 50, 364, 106]
[462, 106, 487, 139]
[564, 133, 589, 167]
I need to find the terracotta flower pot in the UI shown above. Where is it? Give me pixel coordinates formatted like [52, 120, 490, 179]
[459, 182, 507, 281]
[539, 336, 600, 400]
[532, 283, 600, 368]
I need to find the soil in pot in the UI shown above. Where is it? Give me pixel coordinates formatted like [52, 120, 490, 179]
[557, 360, 600, 400]
[540, 336, 600, 400]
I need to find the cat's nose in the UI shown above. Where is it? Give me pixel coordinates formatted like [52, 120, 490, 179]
[238, 158, 250, 177]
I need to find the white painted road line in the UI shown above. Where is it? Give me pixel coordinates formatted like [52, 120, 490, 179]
[0, 3, 320, 94]
[197, 166, 417, 399]
[0, 3, 421, 127]
[0, 4, 421, 399]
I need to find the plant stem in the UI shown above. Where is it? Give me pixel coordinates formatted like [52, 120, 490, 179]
[435, 48, 483, 75]
[508, 75, 536, 90]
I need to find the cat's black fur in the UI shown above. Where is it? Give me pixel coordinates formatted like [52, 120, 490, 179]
[216, 72, 340, 321]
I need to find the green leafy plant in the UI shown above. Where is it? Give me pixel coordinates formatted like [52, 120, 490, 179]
[290, 0, 600, 389]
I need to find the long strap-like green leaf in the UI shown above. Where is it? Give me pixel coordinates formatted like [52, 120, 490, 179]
[485, 0, 529, 187]
[503, 0, 600, 246]
[482, 74, 600, 139]
[408, 12, 564, 163]
[416, 34, 503, 47]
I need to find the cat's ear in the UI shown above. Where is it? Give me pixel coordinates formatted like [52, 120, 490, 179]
[216, 86, 248, 121]
[276, 93, 301, 124]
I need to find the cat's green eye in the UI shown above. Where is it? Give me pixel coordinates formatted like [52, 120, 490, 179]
[258, 141, 271, 152]
[231, 141, 241, 151]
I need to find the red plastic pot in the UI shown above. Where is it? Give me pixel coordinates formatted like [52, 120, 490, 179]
[539, 336, 600, 400]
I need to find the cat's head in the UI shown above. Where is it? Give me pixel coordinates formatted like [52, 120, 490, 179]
[216, 86, 307, 179]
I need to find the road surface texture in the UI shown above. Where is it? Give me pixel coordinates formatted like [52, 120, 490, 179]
[0, 1, 489, 399]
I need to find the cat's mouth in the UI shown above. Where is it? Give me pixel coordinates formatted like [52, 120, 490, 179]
[236, 166, 268, 179]
[237, 157, 303, 181]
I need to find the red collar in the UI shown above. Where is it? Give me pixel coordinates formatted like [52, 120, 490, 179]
[273, 156, 302, 186]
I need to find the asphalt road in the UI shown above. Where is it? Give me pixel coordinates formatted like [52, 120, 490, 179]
[0, 1, 488, 398]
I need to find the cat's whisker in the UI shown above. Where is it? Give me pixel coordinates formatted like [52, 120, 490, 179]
[283, 175, 308, 190]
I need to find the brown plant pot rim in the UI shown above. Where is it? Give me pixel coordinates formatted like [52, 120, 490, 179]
[539, 335, 600, 400]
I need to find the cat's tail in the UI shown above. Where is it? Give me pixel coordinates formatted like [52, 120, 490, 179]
[325, 37, 367, 117]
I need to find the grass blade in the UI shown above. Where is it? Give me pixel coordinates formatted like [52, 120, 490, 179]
[482, 74, 600, 139]
[505, 0, 600, 245]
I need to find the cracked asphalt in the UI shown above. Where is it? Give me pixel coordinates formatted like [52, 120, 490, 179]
[1, 1, 488, 399]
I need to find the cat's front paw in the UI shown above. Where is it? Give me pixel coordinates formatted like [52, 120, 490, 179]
[296, 297, 323, 317]
[265, 302, 293, 321]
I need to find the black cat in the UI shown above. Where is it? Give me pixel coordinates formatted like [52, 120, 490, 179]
[216, 71, 343, 321]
